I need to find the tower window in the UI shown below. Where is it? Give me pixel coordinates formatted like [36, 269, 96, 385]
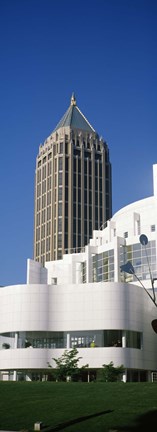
[74, 148, 80, 156]
[60, 143, 63, 153]
[95, 153, 101, 161]
[58, 203, 62, 216]
[58, 172, 62, 185]
[58, 234, 62, 247]
[58, 187, 62, 201]
[58, 157, 63, 171]
[58, 218, 62, 232]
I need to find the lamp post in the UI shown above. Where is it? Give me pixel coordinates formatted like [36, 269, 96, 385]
[120, 234, 157, 333]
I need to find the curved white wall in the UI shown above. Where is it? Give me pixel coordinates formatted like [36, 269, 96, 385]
[0, 282, 157, 372]
[112, 196, 157, 240]
[0, 282, 155, 332]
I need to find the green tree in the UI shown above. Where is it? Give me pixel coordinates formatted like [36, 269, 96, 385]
[48, 347, 88, 381]
[101, 361, 124, 382]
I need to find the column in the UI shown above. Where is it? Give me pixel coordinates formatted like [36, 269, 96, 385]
[122, 331, 126, 348]
[67, 333, 70, 349]
[14, 332, 18, 349]
[122, 370, 127, 383]
[13, 332, 18, 381]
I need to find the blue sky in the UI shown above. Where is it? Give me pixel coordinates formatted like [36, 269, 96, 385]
[0, 0, 157, 286]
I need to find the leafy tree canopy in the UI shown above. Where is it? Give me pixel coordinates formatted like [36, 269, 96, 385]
[102, 361, 124, 382]
[48, 347, 88, 381]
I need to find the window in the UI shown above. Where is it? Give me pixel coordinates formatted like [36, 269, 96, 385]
[65, 157, 69, 171]
[47, 162, 52, 176]
[65, 187, 68, 201]
[37, 184, 41, 197]
[53, 145, 56, 156]
[37, 169, 41, 183]
[58, 187, 62, 201]
[36, 213, 40, 226]
[65, 171, 68, 186]
[81, 262, 86, 283]
[36, 227, 40, 241]
[58, 234, 62, 247]
[46, 237, 50, 251]
[41, 225, 45, 239]
[84, 161, 87, 174]
[48, 152, 52, 160]
[74, 148, 80, 156]
[58, 203, 62, 216]
[47, 221, 51, 236]
[70, 330, 101, 348]
[95, 153, 101, 161]
[36, 243, 40, 257]
[47, 206, 51, 221]
[47, 177, 51, 191]
[42, 180, 46, 194]
[58, 172, 62, 186]
[60, 142, 63, 153]
[104, 330, 122, 347]
[120, 241, 157, 282]
[37, 198, 41, 212]
[42, 194, 46, 207]
[126, 330, 141, 349]
[103, 330, 141, 349]
[41, 239, 45, 254]
[47, 191, 51, 205]
[65, 218, 68, 233]
[78, 188, 81, 202]
[42, 165, 46, 179]
[41, 210, 45, 224]
[58, 218, 62, 232]
[32, 332, 64, 349]
[92, 250, 114, 282]
[151, 225, 156, 232]
[58, 157, 63, 171]
[84, 150, 91, 159]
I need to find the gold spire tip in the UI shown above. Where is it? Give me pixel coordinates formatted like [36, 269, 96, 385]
[71, 93, 76, 106]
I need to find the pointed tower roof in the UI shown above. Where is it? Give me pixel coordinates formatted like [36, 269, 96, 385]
[53, 93, 95, 133]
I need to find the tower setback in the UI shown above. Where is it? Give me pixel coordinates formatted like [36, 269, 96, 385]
[34, 94, 112, 265]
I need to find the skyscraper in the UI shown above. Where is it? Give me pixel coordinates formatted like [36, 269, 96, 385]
[34, 94, 112, 265]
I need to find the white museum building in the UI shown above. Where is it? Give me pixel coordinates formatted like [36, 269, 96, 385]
[0, 164, 157, 382]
